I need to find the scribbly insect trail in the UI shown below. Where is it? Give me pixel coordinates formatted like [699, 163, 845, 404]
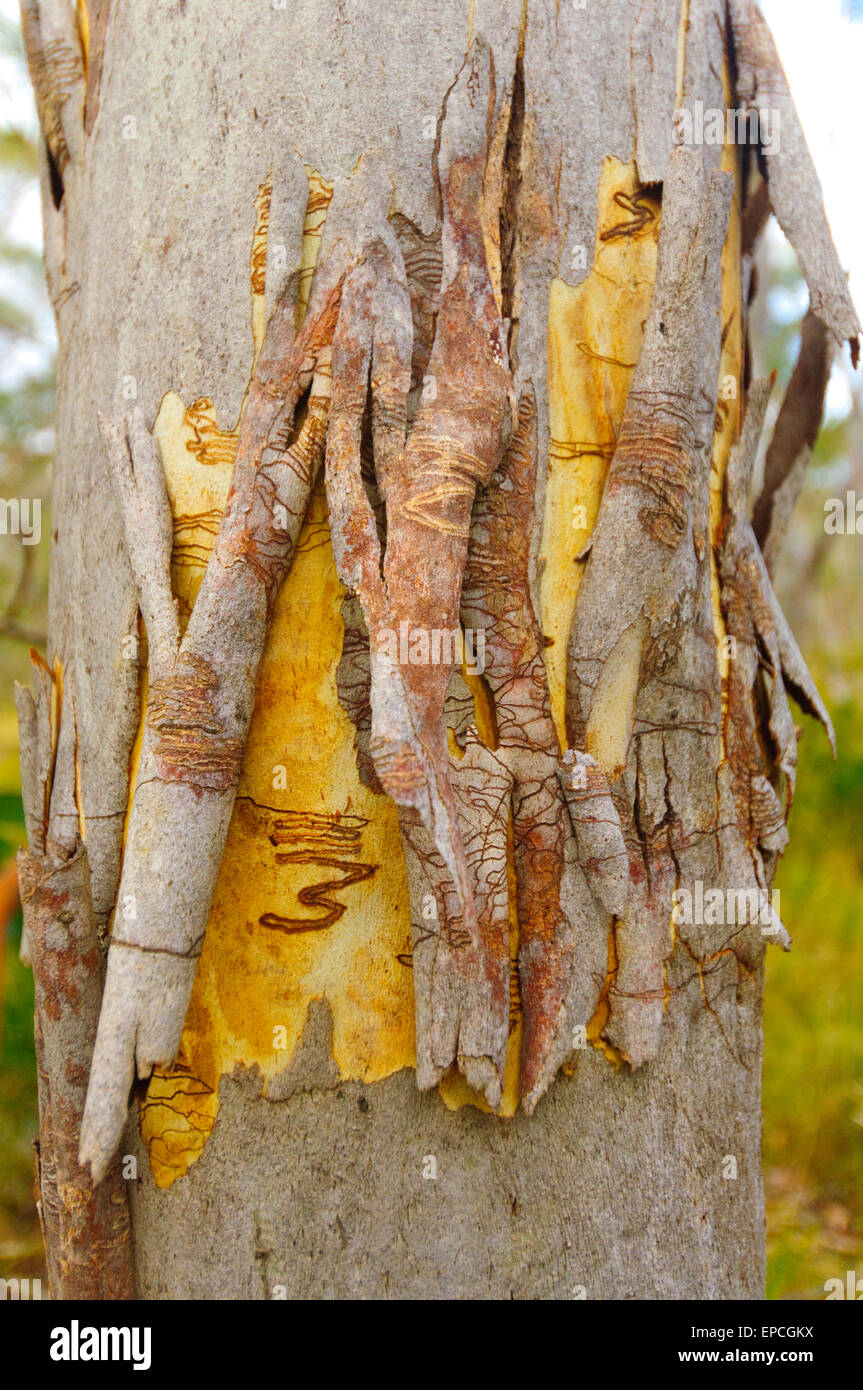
[250, 178, 272, 297]
[296, 169, 334, 323]
[170, 510, 224, 626]
[149, 652, 245, 793]
[138, 1065, 217, 1180]
[575, 342, 639, 370]
[172, 510, 222, 567]
[294, 512, 332, 557]
[610, 390, 695, 549]
[599, 188, 657, 243]
[390, 212, 442, 401]
[258, 810, 378, 934]
[399, 436, 488, 538]
[139, 1066, 215, 1129]
[549, 438, 617, 465]
[183, 399, 239, 469]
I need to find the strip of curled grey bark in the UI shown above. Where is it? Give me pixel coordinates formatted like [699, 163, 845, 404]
[325, 40, 520, 1105]
[19, 0, 85, 179]
[713, 374, 839, 971]
[752, 309, 832, 571]
[79, 279, 337, 1181]
[565, 144, 733, 1066]
[17, 652, 135, 1297]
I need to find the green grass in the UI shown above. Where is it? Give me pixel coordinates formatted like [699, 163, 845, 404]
[763, 700, 863, 1298]
[0, 759, 42, 1281]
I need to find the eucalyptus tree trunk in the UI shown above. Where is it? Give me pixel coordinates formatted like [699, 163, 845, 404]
[18, 0, 857, 1300]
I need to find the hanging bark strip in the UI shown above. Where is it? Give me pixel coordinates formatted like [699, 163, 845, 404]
[324, 40, 519, 1102]
[16, 657, 134, 1298]
[728, 0, 861, 359]
[564, 145, 732, 1066]
[718, 377, 834, 931]
[19, 0, 85, 184]
[460, 389, 613, 1110]
[79, 278, 337, 1180]
[752, 309, 832, 573]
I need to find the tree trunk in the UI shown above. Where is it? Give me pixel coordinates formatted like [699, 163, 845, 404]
[18, 0, 857, 1299]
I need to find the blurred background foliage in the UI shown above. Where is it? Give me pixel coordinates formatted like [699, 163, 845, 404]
[0, 11, 52, 665]
[0, 7, 53, 1285]
[754, 233, 863, 1298]
[0, 8, 860, 1301]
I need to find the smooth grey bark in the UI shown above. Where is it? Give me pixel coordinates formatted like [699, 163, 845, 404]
[130, 1000, 764, 1300]
[24, 0, 852, 1299]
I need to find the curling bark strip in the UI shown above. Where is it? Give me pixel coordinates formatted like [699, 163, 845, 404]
[79, 292, 336, 1178]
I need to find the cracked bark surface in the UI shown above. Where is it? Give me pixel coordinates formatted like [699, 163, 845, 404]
[20, 0, 858, 1298]
[16, 653, 134, 1298]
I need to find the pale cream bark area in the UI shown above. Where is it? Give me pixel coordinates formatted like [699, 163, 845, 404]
[18, 0, 858, 1297]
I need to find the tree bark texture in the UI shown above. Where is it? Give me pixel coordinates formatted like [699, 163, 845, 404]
[19, 0, 858, 1298]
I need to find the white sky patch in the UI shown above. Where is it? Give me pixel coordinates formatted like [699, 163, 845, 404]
[0, 0, 50, 386]
[0, 0, 38, 137]
[762, 0, 863, 319]
[759, 0, 863, 424]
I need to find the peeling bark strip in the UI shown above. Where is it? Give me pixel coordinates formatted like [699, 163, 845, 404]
[752, 308, 832, 570]
[458, 391, 610, 1110]
[16, 658, 134, 1298]
[719, 378, 835, 818]
[81, 300, 335, 1177]
[710, 377, 832, 971]
[566, 144, 733, 1067]
[727, 0, 861, 360]
[20, 0, 85, 180]
[326, 39, 514, 959]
